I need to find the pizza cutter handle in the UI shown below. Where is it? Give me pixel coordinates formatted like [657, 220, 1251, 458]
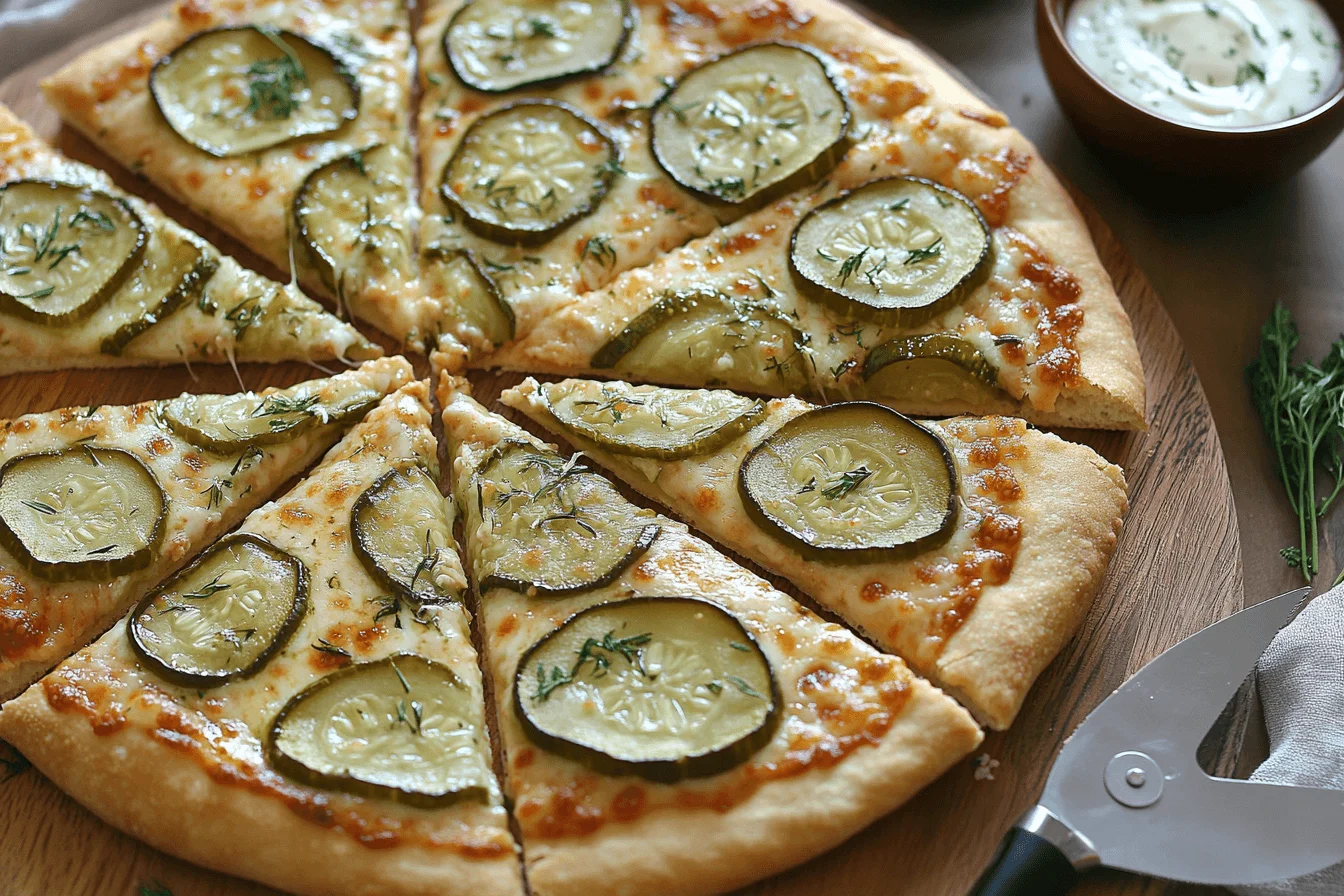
[967, 826, 1081, 896]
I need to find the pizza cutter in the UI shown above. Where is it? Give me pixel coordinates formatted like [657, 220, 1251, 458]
[969, 586, 1344, 895]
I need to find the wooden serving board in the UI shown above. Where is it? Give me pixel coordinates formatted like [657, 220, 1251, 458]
[0, 6, 1242, 896]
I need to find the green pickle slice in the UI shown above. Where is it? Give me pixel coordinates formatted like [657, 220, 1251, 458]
[590, 289, 812, 395]
[790, 177, 991, 324]
[444, 0, 631, 92]
[0, 180, 147, 324]
[129, 534, 307, 687]
[352, 464, 465, 605]
[539, 379, 766, 459]
[739, 402, 957, 558]
[99, 237, 217, 355]
[862, 333, 1005, 407]
[515, 596, 779, 782]
[0, 446, 166, 581]
[426, 247, 514, 347]
[267, 654, 495, 806]
[161, 376, 382, 452]
[439, 100, 619, 243]
[651, 43, 850, 207]
[150, 25, 359, 157]
[472, 441, 659, 595]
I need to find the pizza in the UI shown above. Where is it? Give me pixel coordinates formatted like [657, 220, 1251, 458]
[0, 356, 411, 703]
[41, 0, 432, 348]
[416, 0, 1144, 429]
[0, 103, 377, 374]
[0, 379, 525, 896]
[438, 373, 983, 896]
[503, 376, 1128, 729]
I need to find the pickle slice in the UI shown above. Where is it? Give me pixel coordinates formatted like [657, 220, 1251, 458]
[100, 238, 218, 355]
[651, 43, 850, 207]
[439, 100, 619, 244]
[266, 654, 494, 807]
[352, 464, 466, 605]
[293, 143, 413, 299]
[444, 0, 631, 92]
[161, 376, 382, 452]
[150, 25, 359, 157]
[515, 596, 779, 782]
[0, 180, 147, 324]
[590, 289, 812, 395]
[473, 441, 659, 595]
[0, 446, 167, 581]
[427, 247, 514, 346]
[129, 534, 308, 688]
[539, 379, 766, 459]
[791, 178, 991, 324]
[862, 334, 1005, 406]
[739, 402, 956, 557]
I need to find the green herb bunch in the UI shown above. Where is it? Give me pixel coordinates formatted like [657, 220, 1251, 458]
[1246, 304, 1344, 580]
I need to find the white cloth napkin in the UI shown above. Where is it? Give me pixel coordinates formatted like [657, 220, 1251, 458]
[1232, 585, 1344, 896]
[0, 0, 160, 79]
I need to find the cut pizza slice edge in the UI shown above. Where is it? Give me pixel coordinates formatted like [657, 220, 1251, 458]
[0, 356, 413, 703]
[0, 104, 380, 374]
[436, 369, 983, 896]
[503, 376, 1129, 730]
[0, 380, 525, 896]
[40, 0, 434, 348]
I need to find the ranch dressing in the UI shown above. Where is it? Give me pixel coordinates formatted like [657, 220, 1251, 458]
[1065, 0, 1342, 127]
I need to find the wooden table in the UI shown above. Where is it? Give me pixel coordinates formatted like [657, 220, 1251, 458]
[881, 0, 1344, 601]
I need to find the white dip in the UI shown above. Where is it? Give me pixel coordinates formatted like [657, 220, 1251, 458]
[1065, 0, 1342, 127]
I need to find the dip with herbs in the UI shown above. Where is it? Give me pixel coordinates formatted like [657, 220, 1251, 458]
[1065, 0, 1342, 127]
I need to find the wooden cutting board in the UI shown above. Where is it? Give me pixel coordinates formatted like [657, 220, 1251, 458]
[0, 5, 1242, 896]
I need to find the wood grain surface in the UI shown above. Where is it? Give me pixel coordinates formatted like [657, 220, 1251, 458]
[0, 5, 1243, 896]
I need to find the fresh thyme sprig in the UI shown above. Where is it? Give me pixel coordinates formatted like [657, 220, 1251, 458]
[1246, 304, 1344, 580]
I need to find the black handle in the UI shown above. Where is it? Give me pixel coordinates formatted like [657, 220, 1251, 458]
[968, 827, 1082, 896]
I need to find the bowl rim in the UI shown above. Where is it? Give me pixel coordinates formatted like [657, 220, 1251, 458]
[1039, 0, 1344, 137]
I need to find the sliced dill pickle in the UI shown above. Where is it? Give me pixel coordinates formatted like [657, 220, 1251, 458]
[0, 446, 166, 581]
[444, 0, 632, 92]
[100, 239, 218, 355]
[351, 464, 466, 605]
[590, 289, 812, 395]
[150, 25, 359, 157]
[515, 596, 779, 782]
[790, 178, 991, 323]
[539, 379, 766, 459]
[472, 441, 659, 595]
[0, 180, 147, 324]
[651, 43, 850, 207]
[161, 375, 383, 452]
[266, 654, 494, 807]
[129, 534, 307, 688]
[739, 402, 956, 558]
[293, 143, 413, 299]
[439, 100, 619, 244]
[426, 246, 514, 347]
[862, 334, 1005, 406]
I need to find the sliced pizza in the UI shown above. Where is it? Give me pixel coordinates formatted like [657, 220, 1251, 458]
[0, 379, 524, 896]
[0, 356, 411, 703]
[455, 0, 1145, 429]
[438, 371, 982, 896]
[41, 0, 432, 347]
[0, 103, 378, 374]
[504, 377, 1129, 729]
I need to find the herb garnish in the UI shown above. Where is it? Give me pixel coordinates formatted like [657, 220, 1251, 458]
[821, 465, 872, 499]
[904, 238, 944, 265]
[578, 234, 618, 270]
[245, 28, 307, 120]
[312, 638, 352, 659]
[533, 630, 653, 700]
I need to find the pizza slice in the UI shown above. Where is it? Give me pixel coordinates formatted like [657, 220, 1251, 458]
[42, 0, 431, 347]
[0, 356, 412, 703]
[463, 0, 1146, 429]
[0, 104, 378, 374]
[503, 377, 1129, 729]
[437, 370, 982, 896]
[0, 379, 524, 896]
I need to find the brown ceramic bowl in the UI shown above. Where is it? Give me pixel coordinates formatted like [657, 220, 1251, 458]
[1037, 0, 1344, 186]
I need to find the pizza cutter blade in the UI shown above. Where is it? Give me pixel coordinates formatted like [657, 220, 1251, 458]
[968, 587, 1344, 895]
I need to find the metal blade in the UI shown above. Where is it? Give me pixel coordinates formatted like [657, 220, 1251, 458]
[1040, 588, 1344, 885]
